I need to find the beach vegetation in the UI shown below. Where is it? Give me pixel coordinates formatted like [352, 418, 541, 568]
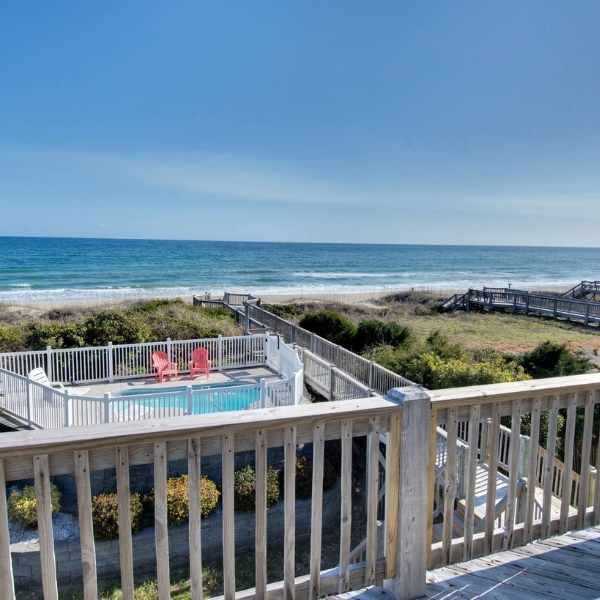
[265, 304, 304, 319]
[517, 341, 591, 378]
[24, 322, 86, 349]
[353, 319, 411, 351]
[299, 311, 357, 347]
[82, 311, 150, 346]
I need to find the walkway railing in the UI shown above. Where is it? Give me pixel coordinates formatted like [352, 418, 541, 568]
[244, 302, 414, 394]
[450, 288, 600, 326]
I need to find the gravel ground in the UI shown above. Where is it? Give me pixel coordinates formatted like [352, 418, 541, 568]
[9, 512, 79, 547]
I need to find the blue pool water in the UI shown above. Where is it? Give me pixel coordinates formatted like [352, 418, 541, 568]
[112, 381, 260, 414]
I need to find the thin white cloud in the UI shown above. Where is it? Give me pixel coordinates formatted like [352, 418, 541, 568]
[0, 145, 598, 217]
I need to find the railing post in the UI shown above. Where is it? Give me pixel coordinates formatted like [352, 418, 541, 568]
[329, 366, 336, 401]
[46, 345, 53, 383]
[585, 303, 590, 326]
[384, 386, 430, 600]
[166, 338, 172, 363]
[525, 292, 530, 315]
[260, 378, 266, 408]
[244, 302, 250, 335]
[553, 298, 558, 320]
[311, 332, 316, 354]
[369, 361, 374, 389]
[187, 385, 193, 415]
[26, 380, 32, 427]
[107, 341, 114, 383]
[218, 335, 223, 372]
[64, 389, 70, 427]
[466, 289, 472, 313]
[104, 393, 111, 424]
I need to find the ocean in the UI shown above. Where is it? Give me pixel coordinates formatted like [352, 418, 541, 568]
[0, 236, 598, 303]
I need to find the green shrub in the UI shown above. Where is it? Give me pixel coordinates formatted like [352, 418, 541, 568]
[402, 351, 530, 389]
[299, 311, 356, 348]
[267, 304, 304, 319]
[294, 455, 337, 500]
[24, 322, 85, 350]
[233, 465, 280, 511]
[7, 484, 61, 529]
[0, 326, 26, 352]
[83, 312, 150, 346]
[354, 320, 411, 351]
[91, 492, 144, 540]
[518, 341, 591, 379]
[147, 474, 220, 525]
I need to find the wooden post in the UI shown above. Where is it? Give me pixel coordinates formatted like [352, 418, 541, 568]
[104, 393, 111, 424]
[553, 298, 558, 320]
[384, 386, 430, 600]
[585, 303, 591, 327]
[187, 386, 193, 415]
[525, 293, 530, 315]
[466, 289, 472, 313]
[166, 338, 172, 363]
[244, 302, 250, 335]
[0, 459, 15, 600]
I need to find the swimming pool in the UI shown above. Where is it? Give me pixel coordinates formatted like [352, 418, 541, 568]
[112, 381, 261, 414]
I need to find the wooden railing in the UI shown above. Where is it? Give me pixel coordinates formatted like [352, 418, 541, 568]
[0, 391, 433, 600]
[244, 303, 414, 394]
[427, 373, 600, 568]
[461, 288, 600, 325]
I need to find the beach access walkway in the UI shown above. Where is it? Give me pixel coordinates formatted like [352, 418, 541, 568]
[442, 285, 600, 326]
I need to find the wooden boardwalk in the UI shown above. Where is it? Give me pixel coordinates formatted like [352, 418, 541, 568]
[426, 526, 600, 599]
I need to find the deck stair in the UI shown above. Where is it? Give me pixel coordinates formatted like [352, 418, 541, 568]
[562, 280, 600, 301]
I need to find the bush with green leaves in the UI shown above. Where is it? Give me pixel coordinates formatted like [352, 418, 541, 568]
[266, 304, 304, 319]
[82, 312, 150, 346]
[91, 492, 144, 540]
[24, 322, 85, 350]
[8, 484, 61, 529]
[147, 474, 220, 525]
[518, 341, 591, 379]
[299, 311, 356, 348]
[233, 465, 280, 511]
[353, 320, 411, 352]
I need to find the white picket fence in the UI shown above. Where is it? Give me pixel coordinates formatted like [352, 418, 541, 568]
[0, 334, 304, 429]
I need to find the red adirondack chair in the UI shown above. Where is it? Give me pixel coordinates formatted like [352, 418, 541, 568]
[152, 351, 178, 382]
[189, 347, 211, 379]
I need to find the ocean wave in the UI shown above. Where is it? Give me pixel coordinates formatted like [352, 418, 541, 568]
[8, 283, 32, 288]
[292, 272, 413, 279]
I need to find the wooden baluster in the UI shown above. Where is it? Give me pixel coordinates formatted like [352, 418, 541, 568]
[542, 396, 560, 540]
[188, 438, 203, 600]
[578, 391, 595, 529]
[74, 450, 98, 600]
[441, 406, 458, 565]
[483, 403, 501, 556]
[255, 430, 267, 600]
[0, 459, 15, 600]
[222, 433, 235, 600]
[309, 422, 325, 600]
[33, 454, 58, 600]
[338, 420, 353, 592]
[284, 425, 296, 600]
[560, 394, 577, 534]
[464, 404, 481, 560]
[116, 446, 134, 600]
[426, 407, 437, 568]
[154, 441, 170, 600]
[503, 399, 521, 550]
[524, 397, 542, 543]
[385, 412, 401, 578]
[365, 417, 380, 585]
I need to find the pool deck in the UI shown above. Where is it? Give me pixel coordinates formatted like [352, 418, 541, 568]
[78, 366, 283, 398]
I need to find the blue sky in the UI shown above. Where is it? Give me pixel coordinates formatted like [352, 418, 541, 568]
[1, 2, 599, 245]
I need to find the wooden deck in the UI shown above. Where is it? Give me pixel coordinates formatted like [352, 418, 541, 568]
[426, 526, 600, 599]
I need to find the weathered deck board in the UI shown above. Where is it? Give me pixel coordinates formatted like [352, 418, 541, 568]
[426, 525, 600, 599]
